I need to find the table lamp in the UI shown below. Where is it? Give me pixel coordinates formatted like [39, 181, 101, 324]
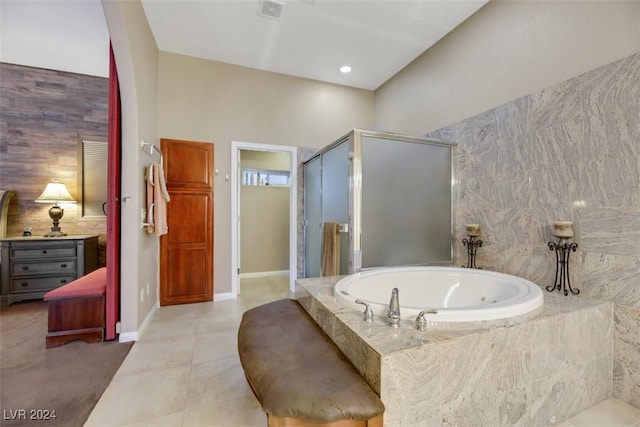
[35, 180, 76, 237]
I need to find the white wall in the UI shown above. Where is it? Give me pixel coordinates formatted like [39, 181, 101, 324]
[374, 0, 640, 136]
[101, 0, 159, 335]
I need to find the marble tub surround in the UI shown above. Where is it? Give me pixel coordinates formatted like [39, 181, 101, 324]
[423, 52, 640, 408]
[296, 276, 613, 426]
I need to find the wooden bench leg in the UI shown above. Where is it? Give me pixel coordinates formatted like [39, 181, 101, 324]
[46, 295, 105, 348]
[268, 414, 383, 427]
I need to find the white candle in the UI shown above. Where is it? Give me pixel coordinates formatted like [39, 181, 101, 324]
[553, 220, 574, 238]
[466, 223, 480, 236]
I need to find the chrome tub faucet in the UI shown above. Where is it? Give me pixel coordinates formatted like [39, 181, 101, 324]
[387, 288, 401, 328]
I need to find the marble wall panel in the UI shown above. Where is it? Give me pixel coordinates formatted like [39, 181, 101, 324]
[580, 208, 640, 256]
[614, 305, 640, 407]
[424, 52, 639, 409]
[441, 386, 529, 427]
[565, 303, 613, 366]
[439, 323, 532, 403]
[530, 314, 571, 379]
[494, 95, 531, 140]
[531, 355, 612, 427]
[380, 346, 441, 426]
[582, 156, 639, 208]
[581, 252, 640, 308]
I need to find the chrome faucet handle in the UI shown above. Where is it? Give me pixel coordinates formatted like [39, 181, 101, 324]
[355, 300, 374, 322]
[415, 309, 438, 331]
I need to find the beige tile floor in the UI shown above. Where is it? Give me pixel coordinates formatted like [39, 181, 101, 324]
[86, 276, 640, 427]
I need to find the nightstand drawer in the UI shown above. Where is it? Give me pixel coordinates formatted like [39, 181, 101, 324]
[11, 260, 77, 275]
[11, 276, 76, 293]
[11, 246, 76, 259]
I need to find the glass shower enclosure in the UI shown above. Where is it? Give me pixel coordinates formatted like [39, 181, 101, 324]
[303, 129, 455, 278]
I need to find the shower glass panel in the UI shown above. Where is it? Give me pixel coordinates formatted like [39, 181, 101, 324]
[303, 129, 454, 277]
[360, 136, 452, 268]
[304, 157, 322, 278]
[321, 140, 350, 274]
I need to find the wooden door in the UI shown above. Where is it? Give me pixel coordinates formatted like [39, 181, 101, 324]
[105, 43, 121, 340]
[160, 139, 214, 305]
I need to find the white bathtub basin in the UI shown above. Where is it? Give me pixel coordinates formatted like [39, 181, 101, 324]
[334, 266, 544, 322]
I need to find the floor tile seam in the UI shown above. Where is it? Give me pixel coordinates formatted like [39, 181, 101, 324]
[137, 329, 199, 343]
[112, 349, 198, 381]
[195, 316, 242, 336]
[189, 353, 241, 371]
[183, 386, 256, 412]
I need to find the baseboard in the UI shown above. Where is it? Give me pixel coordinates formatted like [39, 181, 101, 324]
[239, 270, 289, 279]
[214, 292, 236, 301]
[118, 301, 159, 343]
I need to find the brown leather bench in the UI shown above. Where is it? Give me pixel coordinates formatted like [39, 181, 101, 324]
[237, 299, 384, 427]
[43, 267, 106, 348]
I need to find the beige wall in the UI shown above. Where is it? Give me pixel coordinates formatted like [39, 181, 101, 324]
[157, 52, 374, 295]
[102, 0, 159, 335]
[240, 186, 289, 273]
[240, 150, 290, 274]
[374, 0, 640, 135]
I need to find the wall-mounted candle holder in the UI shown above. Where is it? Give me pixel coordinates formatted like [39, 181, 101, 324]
[547, 221, 579, 296]
[462, 223, 482, 269]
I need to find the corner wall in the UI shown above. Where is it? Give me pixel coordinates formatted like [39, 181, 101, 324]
[157, 52, 374, 295]
[102, 0, 159, 335]
[374, 1, 640, 135]
[425, 52, 640, 409]
[373, 1, 640, 409]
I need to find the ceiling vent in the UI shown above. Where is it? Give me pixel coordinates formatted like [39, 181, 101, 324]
[258, 0, 286, 20]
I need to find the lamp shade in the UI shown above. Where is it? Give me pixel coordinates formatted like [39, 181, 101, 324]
[35, 180, 76, 204]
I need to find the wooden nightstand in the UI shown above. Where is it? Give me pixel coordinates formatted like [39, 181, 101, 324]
[0, 235, 99, 306]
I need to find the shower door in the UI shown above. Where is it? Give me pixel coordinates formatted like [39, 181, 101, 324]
[320, 140, 350, 275]
[303, 139, 351, 278]
[303, 157, 322, 278]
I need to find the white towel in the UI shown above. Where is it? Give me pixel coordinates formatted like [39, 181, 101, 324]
[146, 163, 171, 236]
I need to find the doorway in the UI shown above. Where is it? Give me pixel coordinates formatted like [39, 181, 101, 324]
[231, 142, 297, 296]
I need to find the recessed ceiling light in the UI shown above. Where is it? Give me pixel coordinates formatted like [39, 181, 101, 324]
[340, 65, 352, 74]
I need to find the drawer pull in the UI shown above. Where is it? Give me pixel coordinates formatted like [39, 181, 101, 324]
[22, 266, 29, 270]
[60, 264, 67, 268]
[42, 250, 47, 254]
[59, 279, 68, 284]
[21, 282, 28, 287]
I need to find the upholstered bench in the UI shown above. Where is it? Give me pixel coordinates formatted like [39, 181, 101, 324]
[43, 267, 106, 348]
[237, 299, 384, 427]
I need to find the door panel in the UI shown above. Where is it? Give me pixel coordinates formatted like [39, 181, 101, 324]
[105, 42, 121, 340]
[165, 145, 213, 188]
[160, 139, 214, 306]
[166, 193, 211, 244]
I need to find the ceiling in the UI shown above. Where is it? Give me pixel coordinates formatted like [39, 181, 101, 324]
[1, 0, 488, 90]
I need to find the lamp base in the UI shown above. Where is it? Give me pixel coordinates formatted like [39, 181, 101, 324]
[44, 230, 67, 237]
[44, 205, 67, 237]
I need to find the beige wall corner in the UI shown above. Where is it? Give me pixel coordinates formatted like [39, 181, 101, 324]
[157, 52, 374, 295]
[374, 0, 640, 136]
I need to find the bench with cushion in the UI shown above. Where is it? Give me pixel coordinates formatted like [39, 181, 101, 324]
[43, 267, 106, 348]
[238, 299, 384, 427]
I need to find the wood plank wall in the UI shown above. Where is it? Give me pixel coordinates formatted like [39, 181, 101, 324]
[0, 63, 109, 264]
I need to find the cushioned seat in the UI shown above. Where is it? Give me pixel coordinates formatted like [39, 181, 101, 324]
[238, 299, 384, 426]
[44, 267, 106, 299]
